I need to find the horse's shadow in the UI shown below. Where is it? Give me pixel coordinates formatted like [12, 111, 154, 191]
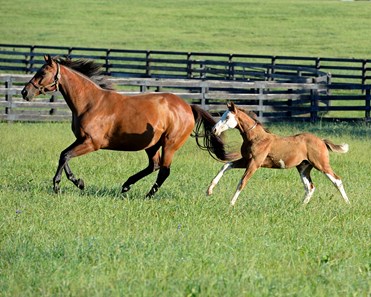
[49, 184, 175, 201]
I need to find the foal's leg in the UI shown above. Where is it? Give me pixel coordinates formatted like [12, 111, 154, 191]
[296, 162, 315, 204]
[310, 158, 350, 204]
[207, 158, 247, 196]
[230, 159, 259, 206]
[53, 138, 96, 193]
[324, 172, 350, 204]
[121, 146, 161, 194]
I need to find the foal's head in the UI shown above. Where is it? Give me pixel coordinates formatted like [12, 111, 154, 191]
[212, 102, 257, 136]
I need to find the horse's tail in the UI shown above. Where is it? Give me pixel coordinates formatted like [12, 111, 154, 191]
[190, 104, 238, 162]
[324, 139, 349, 154]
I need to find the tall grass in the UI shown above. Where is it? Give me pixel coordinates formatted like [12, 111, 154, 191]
[0, 122, 370, 296]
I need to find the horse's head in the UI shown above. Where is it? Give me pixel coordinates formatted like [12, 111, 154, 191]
[21, 55, 61, 101]
[212, 102, 239, 136]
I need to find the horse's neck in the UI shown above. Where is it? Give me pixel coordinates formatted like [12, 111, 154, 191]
[59, 66, 100, 115]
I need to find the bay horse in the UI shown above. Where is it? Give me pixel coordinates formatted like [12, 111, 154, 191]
[21, 55, 235, 197]
[207, 102, 350, 206]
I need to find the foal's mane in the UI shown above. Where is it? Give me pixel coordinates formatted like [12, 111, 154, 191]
[238, 108, 271, 133]
[53, 56, 114, 90]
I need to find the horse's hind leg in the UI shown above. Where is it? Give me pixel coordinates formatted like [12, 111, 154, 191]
[145, 145, 177, 198]
[324, 171, 350, 204]
[207, 158, 247, 196]
[122, 146, 161, 194]
[297, 162, 315, 204]
[146, 166, 170, 198]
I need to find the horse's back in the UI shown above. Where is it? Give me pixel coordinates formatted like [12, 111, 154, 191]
[98, 92, 195, 151]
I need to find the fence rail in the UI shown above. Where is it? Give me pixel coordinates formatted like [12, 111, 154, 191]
[1, 75, 370, 123]
[0, 44, 370, 123]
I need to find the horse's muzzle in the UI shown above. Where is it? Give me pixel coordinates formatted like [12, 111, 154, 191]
[21, 87, 33, 101]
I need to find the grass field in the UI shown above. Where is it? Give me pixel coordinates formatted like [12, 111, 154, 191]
[1, 0, 371, 296]
[1, 122, 370, 296]
[2, 0, 371, 58]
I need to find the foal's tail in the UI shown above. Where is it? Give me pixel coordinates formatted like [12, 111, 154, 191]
[324, 139, 349, 154]
[190, 104, 238, 162]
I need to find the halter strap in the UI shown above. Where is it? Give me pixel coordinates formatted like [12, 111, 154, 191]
[246, 121, 257, 132]
[30, 63, 61, 95]
[238, 120, 257, 134]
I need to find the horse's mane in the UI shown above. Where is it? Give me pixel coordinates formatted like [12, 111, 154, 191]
[53, 56, 114, 90]
[239, 108, 271, 133]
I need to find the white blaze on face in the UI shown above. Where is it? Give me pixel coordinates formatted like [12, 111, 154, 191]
[213, 111, 238, 136]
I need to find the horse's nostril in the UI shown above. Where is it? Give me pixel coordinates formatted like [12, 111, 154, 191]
[21, 88, 28, 99]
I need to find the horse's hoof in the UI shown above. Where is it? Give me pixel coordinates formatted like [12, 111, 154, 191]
[206, 187, 213, 196]
[77, 179, 85, 190]
[146, 191, 154, 199]
[122, 185, 131, 193]
[145, 188, 157, 198]
[53, 185, 60, 194]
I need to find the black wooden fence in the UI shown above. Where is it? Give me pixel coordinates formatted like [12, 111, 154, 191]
[0, 44, 370, 122]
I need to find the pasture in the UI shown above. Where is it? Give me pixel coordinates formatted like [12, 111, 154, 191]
[1, 0, 371, 58]
[1, 0, 371, 295]
[1, 122, 370, 296]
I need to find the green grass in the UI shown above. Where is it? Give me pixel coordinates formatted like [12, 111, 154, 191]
[1, 0, 371, 58]
[0, 122, 370, 296]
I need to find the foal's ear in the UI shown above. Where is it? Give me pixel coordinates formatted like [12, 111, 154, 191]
[44, 54, 53, 65]
[227, 101, 236, 112]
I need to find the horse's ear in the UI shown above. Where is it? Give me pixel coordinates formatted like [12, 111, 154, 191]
[227, 101, 236, 112]
[44, 54, 52, 65]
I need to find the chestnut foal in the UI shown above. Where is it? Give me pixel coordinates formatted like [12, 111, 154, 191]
[207, 102, 350, 206]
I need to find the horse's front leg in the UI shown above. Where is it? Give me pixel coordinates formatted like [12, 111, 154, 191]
[230, 160, 259, 206]
[53, 138, 96, 193]
[207, 158, 247, 196]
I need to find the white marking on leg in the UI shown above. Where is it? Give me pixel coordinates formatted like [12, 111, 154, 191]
[301, 174, 315, 204]
[325, 173, 350, 204]
[279, 159, 286, 169]
[207, 162, 232, 195]
[231, 180, 243, 206]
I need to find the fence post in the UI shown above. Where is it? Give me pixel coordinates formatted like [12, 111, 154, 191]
[146, 51, 151, 77]
[228, 54, 234, 80]
[105, 49, 111, 75]
[310, 88, 319, 123]
[27, 46, 35, 73]
[49, 94, 56, 115]
[187, 52, 192, 79]
[315, 57, 321, 70]
[365, 88, 370, 121]
[362, 60, 367, 93]
[5, 76, 13, 121]
[200, 81, 207, 109]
